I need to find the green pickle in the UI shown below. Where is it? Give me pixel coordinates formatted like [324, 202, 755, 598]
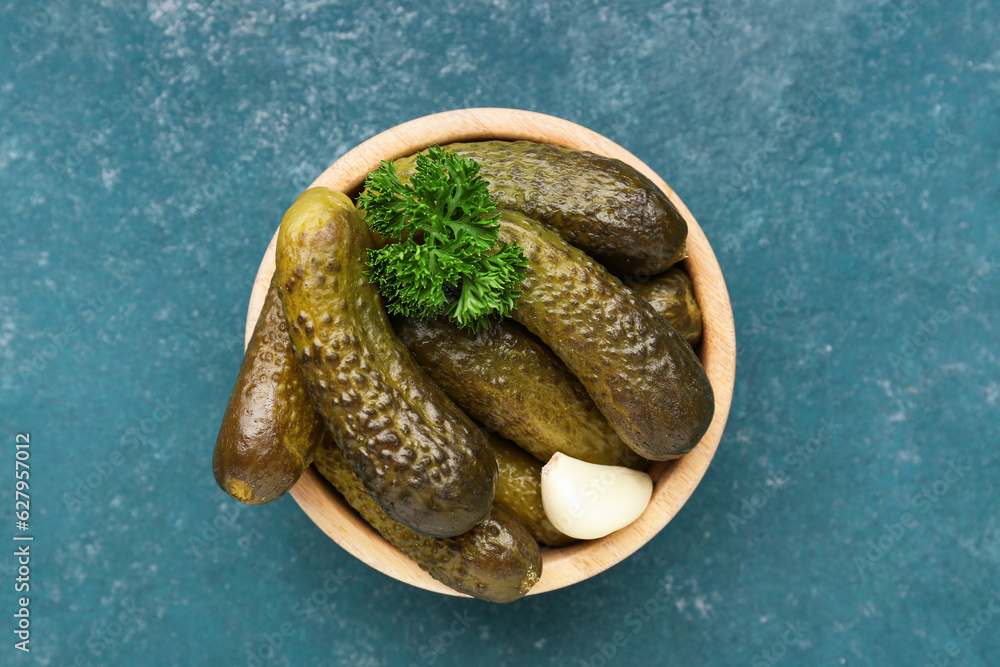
[393, 315, 644, 468]
[275, 187, 497, 538]
[213, 277, 325, 505]
[496, 210, 715, 461]
[389, 140, 687, 274]
[629, 267, 703, 347]
[314, 439, 541, 603]
[487, 431, 575, 547]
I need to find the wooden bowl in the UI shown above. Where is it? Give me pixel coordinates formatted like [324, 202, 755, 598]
[245, 108, 736, 596]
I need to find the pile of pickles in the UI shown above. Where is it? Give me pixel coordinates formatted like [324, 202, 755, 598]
[213, 141, 714, 603]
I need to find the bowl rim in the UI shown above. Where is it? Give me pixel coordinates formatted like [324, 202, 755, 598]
[244, 108, 737, 597]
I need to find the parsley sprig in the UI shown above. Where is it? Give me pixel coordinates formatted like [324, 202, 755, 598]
[359, 145, 528, 331]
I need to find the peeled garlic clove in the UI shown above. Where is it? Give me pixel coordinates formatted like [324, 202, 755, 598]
[540, 452, 653, 540]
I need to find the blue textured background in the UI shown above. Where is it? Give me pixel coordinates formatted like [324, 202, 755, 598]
[2, 1, 998, 665]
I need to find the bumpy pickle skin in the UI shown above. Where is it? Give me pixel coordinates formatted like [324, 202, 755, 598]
[388, 141, 687, 274]
[393, 315, 644, 469]
[213, 277, 326, 505]
[495, 210, 715, 461]
[629, 267, 703, 347]
[275, 187, 497, 538]
[486, 431, 576, 547]
[313, 439, 541, 603]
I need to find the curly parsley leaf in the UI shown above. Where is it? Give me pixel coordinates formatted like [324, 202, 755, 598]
[358, 145, 527, 330]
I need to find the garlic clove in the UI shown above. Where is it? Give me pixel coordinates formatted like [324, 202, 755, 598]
[540, 452, 653, 540]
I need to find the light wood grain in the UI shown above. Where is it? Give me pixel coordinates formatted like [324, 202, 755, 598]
[244, 108, 737, 597]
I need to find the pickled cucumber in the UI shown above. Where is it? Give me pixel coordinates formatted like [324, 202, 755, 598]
[487, 431, 575, 547]
[496, 210, 715, 461]
[314, 439, 541, 603]
[393, 315, 644, 469]
[390, 141, 687, 274]
[213, 277, 325, 505]
[275, 187, 497, 537]
[629, 267, 703, 347]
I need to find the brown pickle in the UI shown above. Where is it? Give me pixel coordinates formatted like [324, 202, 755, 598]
[486, 431, 576, 547]
[213, 277, 325, 505]
[629, 267, 703, 347]
[313, 439, 541, 603]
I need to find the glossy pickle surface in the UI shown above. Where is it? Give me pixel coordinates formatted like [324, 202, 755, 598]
[213, 277, 325, 505]
[314, 439, 541, 603]
[487, 431, 575, 547]
[629, 266, 703, 347]
[393, 315, 644, 468]
[496, 210, 715, 461]
[390, 140, 688, 274]
[274, 187, 497, 537]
